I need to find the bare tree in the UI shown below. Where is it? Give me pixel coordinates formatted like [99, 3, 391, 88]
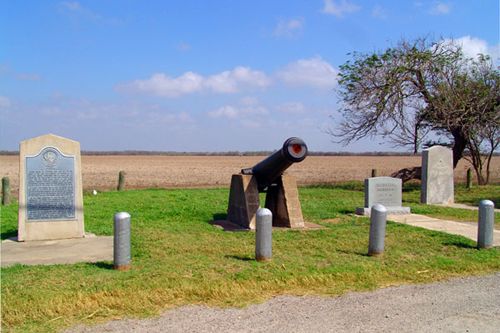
[330, 37, 499, 184]
[424, 54, 500, 184]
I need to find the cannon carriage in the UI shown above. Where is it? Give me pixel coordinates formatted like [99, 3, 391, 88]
[227, 137, 308, 229]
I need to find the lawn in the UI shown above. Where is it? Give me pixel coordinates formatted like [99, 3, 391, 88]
[402, 183, 500, 226]
[1, 184, 499, 333]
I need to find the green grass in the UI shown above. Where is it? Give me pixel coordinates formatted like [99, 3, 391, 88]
[1, 185, 499, 333]
[402, 183, 500, 226]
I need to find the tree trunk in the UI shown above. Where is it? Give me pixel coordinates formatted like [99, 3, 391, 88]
[413, 123, 419, 154]
[450, 128, 467, 168]
[473, 166, 487, 185]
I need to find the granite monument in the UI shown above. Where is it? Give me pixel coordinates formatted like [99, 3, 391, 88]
[356, 176, 410, 215]
[421, 145, 454, 205]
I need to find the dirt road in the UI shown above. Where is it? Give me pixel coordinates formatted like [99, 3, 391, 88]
[67, 273, 500, 333]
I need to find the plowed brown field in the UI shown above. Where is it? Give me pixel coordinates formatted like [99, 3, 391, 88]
[1, 155, 499, 195]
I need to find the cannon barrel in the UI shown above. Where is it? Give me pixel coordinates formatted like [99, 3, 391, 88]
[242, 137, 307, 191]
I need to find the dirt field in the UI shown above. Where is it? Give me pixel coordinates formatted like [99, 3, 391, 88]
[1, 155, 499, 195]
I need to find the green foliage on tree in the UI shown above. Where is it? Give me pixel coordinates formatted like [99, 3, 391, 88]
[330, 37, 499, 184]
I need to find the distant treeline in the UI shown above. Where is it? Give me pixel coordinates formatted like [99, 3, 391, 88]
[78, 151, 422, 156]
[1, 150, 419, 156]
[1, 150, 498, 157]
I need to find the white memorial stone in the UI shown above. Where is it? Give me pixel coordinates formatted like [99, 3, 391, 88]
[18, 134, 85, 241]
[356, 177, 410, 216]
[421, 146, 454, 205]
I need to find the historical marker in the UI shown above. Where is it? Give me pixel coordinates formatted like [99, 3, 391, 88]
[18, 134, 85, 241]
[26, 147, 76, 221]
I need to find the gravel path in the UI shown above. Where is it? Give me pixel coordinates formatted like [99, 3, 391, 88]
[67, 273, 500, 333]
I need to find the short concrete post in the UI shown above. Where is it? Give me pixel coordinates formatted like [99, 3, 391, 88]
[117, 171, 126, 191]
[256, 208, 272, 261]
[114, 212, 131, 270]
[466, 168, 472, 189]
[371, 169, 377, 177]
[477, 200, 494, 249]
[368, 204, 387, 256]
[1, 177, 11, 205]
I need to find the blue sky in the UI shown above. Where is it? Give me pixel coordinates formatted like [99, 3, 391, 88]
[1, 0, 498, 152]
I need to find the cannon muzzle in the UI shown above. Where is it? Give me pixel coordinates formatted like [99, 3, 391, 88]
[242, 137, 307, 191]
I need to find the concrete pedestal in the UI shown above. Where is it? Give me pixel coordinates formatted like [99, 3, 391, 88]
[227, 174, 305, 229]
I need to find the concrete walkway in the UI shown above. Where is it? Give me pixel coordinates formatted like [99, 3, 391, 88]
[437, 203, 500, 213]
[1, 234, 113, 267]
[388, 213, 500, 246]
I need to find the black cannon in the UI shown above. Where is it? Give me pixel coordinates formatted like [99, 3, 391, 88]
[227, 137, 308, 229]
[242, 137, 308, 192]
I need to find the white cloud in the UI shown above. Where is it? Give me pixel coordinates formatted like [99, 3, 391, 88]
[0, 66, 42, 81]
[118, 72, 203, 97]
[430, 2, 451, 15]
[176, 42, 191, 52]
[208, 106, 239, 119]
[205, 67, 271, 93]
[118, 67, 271, 97]
[240, 119, 262, 129]
[59, 1, 120, 24]
[60, 1, 98, 19]
[322, 0, 361, 17]
[277, 57, 338, 89]
[372, 5, 387, 19]
[30, 96, 196, 126]
[240, 96, 259, 106]
[177, 112, 194, 123]
[41, 106, 63, 116]
[444, 36, 498, 59]
[60, 1, 81, 11]
[276, 102, 306, 114]
[142, 111, 194, 125]
[119, 58, 340, 98]
[16, 73, 41, 81]
[208, 105, 268, 119]
[0, 96, 11, 109]
[273, 18, 304, 38]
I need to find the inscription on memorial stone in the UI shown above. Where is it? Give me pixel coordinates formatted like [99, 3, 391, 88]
[26, 147, 76, 221]
[372, 183, 398, 206]
[364, 177, 402, 208]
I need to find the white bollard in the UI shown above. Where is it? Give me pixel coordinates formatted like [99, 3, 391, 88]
[256, 208, 272, 261]
[478, 200, 494, 249]
[114, 212, 131, 270]
[368, 204, 387, 256]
